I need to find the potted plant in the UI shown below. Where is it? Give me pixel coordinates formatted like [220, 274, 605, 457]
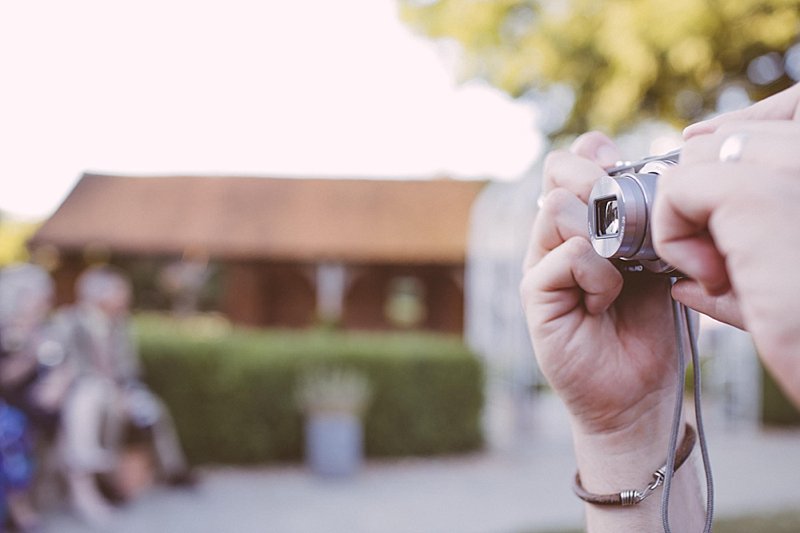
[296, 367, 372, 478]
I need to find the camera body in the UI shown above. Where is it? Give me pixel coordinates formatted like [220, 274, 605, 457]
[588, 150, 680, 275]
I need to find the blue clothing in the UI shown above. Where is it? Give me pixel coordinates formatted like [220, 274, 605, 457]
[0, 400, 34, 523]
[0, 401, 33, 489]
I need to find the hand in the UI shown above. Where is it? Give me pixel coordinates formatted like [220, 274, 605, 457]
[663, 83, 800, 330]
[0, 352, 38, 389]
[524, 131, 680, 438]
[669, 281, 743, 330]
[683, 83, 800, 138]
[523, 132, 705, 531]
[31, 364, 76, 413]
[653, 118, 800, 406]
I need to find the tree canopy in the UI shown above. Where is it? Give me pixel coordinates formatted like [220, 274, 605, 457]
[0, 217, 38, 266]
[400, 0, 800, 137]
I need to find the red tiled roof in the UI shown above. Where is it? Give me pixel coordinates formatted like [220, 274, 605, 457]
[30, 174, 486, 264]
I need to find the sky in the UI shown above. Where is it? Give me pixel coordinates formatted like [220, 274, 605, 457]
[0, 0, 543, 220]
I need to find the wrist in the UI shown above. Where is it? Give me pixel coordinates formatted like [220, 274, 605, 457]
[572, 415, 684, 493]
[570, 413, 705, 532]
[570, 385, 677, 453]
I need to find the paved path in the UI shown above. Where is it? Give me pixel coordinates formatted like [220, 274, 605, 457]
[41, 396, 800, 533]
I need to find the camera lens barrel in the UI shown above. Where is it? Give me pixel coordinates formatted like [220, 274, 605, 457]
[587, 155, 679, 275]
[589, 174, 649, 259]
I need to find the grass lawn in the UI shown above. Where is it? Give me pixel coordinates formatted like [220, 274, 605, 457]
[531, 510, 800, 533]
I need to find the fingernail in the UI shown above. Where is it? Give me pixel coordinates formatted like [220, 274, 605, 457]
[683, 121, 709, 139]
[595, 144, 622, 168]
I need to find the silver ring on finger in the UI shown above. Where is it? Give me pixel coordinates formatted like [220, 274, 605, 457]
[719, 133, 748, 163]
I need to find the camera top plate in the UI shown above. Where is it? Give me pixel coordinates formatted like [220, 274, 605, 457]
[606, 149, 680, 176]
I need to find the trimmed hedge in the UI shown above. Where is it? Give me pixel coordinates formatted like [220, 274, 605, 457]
[135, 315, 484, 465]
[761, 362, 800, 426]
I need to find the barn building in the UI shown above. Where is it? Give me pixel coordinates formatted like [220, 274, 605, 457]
[29, 174, 485, 333]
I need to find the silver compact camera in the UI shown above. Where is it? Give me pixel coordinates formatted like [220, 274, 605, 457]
[588, 149, 680, 275]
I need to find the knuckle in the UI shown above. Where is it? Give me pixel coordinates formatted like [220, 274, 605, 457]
[571, 131, 610, 153]
[543, 149, 570, 176]
[657, 167, 681, 193]
[563, 235, 591, 258]
[519, 270, 537, 300]
[539, 187, 574, 217]
[715, 120, 745, 137]
[678, 137, 702, 162]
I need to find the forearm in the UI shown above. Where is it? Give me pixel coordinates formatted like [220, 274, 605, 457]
[572, 416, 706, 532]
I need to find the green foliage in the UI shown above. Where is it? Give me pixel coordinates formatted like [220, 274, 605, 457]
[296, 367, 372, 415]
[400, 0, 800, 136]
[761, 362, 800, 425]
[529, 509, 800, 533]
[0, 218, 39, 266]
[135, 315, 484, 464]
[712, 511, 800, 533]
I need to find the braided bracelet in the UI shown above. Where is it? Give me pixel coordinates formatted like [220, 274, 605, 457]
[573, 423, 697, 506]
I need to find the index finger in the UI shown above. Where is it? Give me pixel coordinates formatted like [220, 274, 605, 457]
[680, 123, 800, 167]
[684, 83, 800, 138]
[652, 163, 745, 294]
[542, 132, 621, 202]
[671, 280, 744, 330]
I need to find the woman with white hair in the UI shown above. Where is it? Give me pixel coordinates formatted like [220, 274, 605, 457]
[0, 263, 71, 428]
[0, 263, 72, 532]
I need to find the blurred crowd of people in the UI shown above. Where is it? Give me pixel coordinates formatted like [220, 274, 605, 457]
[0, 263, 194, 532]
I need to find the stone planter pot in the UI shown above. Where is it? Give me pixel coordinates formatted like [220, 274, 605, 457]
[305, 412, 363, 478]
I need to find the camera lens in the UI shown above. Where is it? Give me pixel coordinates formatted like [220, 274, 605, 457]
[587, 174, 646, 260]
[595, 197, 619, 237]
[587, 151, 681, 275]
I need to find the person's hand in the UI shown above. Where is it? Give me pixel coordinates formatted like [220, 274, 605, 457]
[659, 83, 800, 331]
[31, 364, 76, 413]
[683, 83, 800, 138]
[524, 131, 680, 439]
[521, 133, 704, 530]
[653, 117, 800, 406]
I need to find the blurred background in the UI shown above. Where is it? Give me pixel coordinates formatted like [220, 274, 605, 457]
[2, 1, 800, 532]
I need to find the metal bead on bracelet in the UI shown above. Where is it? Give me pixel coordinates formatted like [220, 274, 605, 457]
[572, 423, 697, 507]
[620, 466, 666, 506]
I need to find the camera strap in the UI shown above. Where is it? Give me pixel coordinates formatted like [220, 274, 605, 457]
[662, 285, 714, 533]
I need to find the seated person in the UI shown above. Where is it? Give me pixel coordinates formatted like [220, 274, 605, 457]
[55, 266, 194, 524]
[0, 263, 73, 532]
